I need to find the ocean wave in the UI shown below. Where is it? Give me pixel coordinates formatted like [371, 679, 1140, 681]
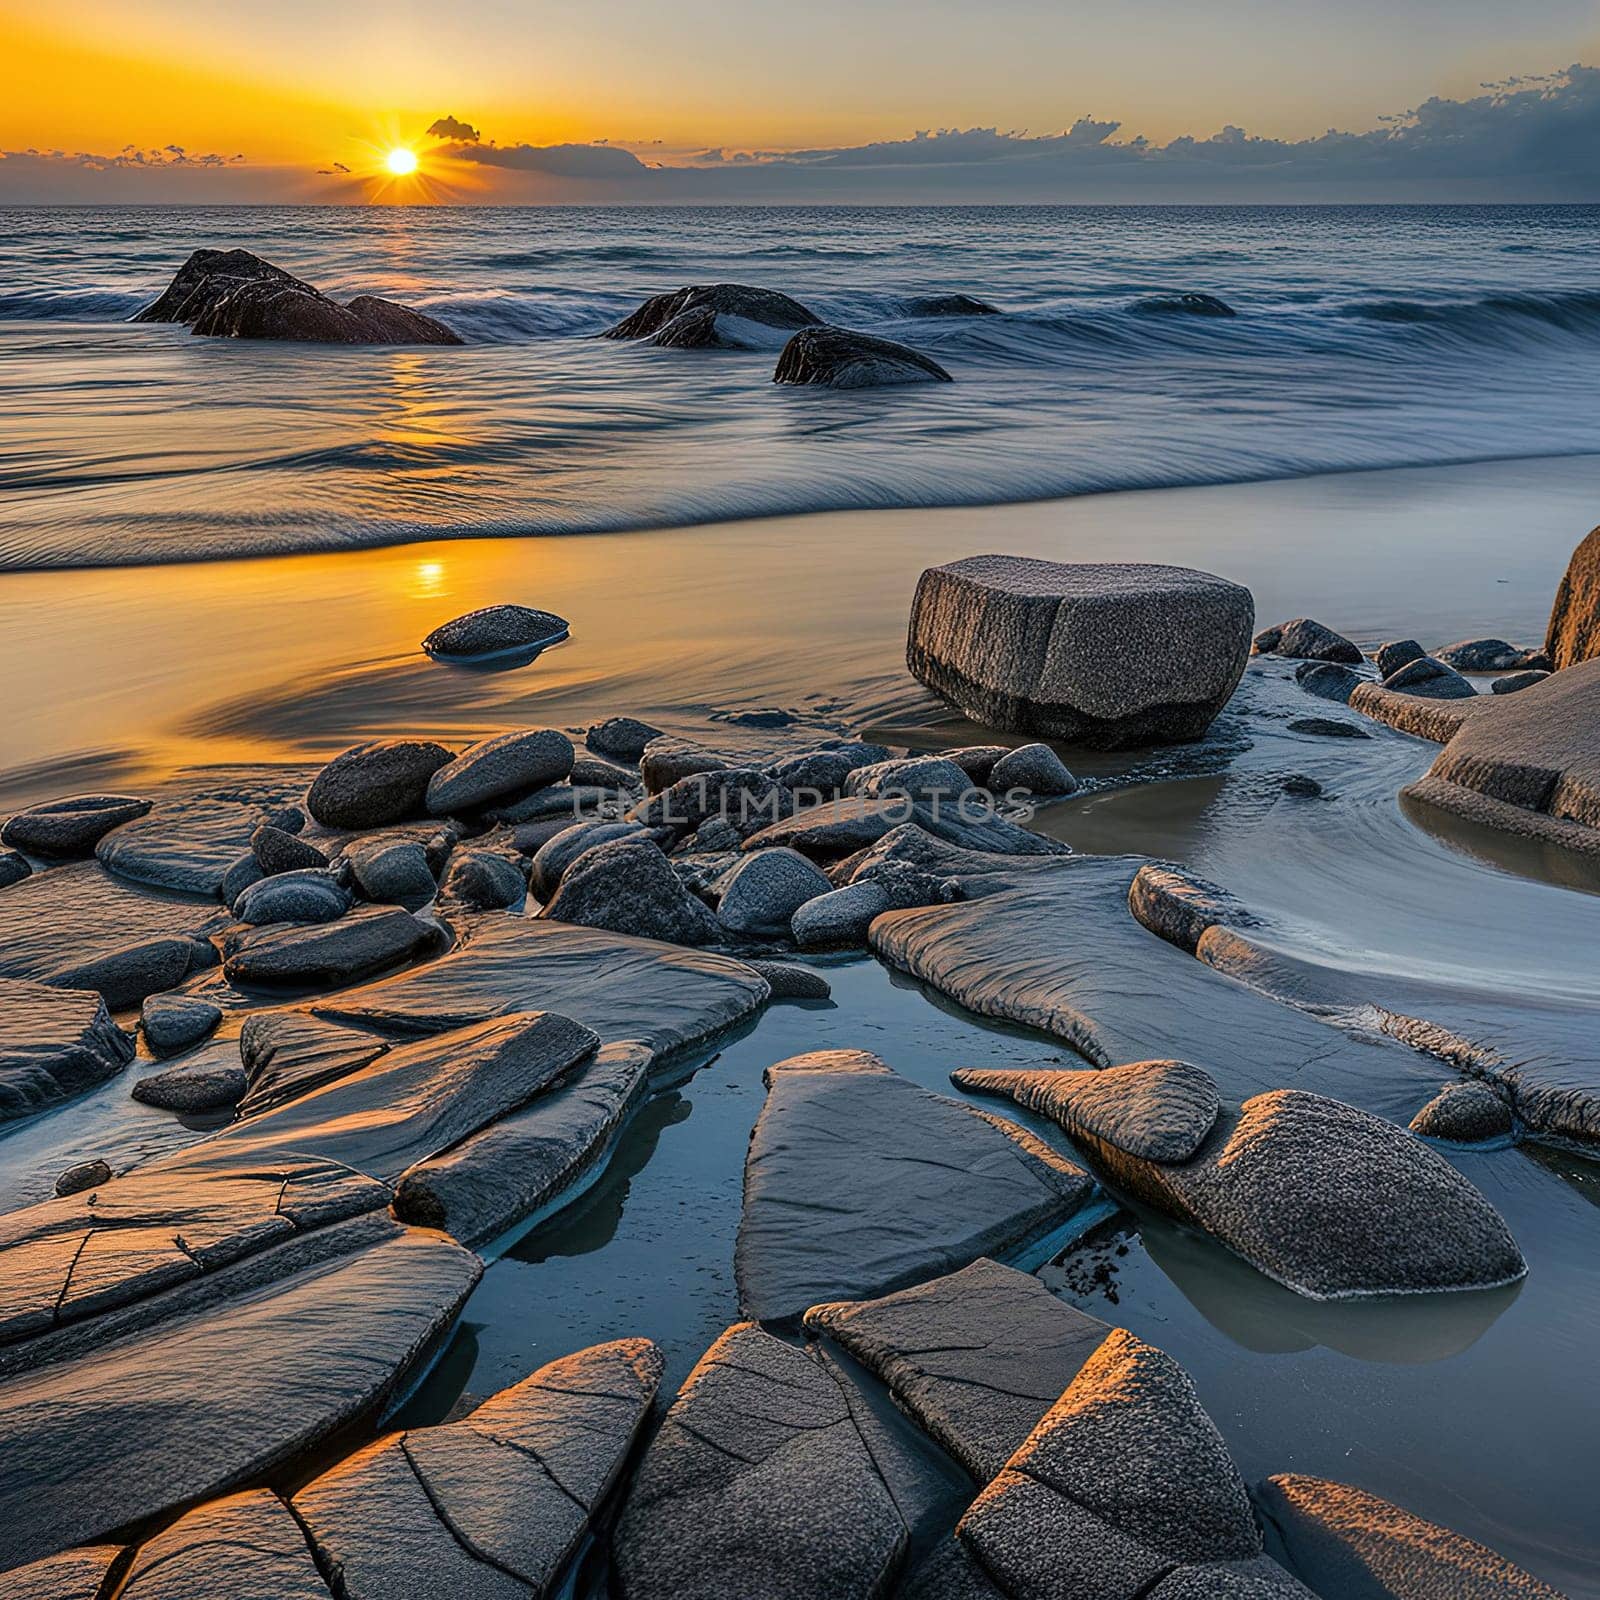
[1340, 288, 1600, 337]
[0, 286, 148, 321]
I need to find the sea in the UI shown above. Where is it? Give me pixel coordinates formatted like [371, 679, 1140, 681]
[2, 202, 1600, 569]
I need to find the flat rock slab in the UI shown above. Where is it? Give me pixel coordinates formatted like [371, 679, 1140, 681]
[0, 860, 225, 1008]
[736, 1049, 1094, 1323]
[805, 1258, 1111, 1483]
[95, 766, 312, 897]
[908, 555, 1253, 748]
[237, 1010, 390, 1117]
[310, 913, 768, 1060]
[612, 1322, 909, 1600]
[0, 978, 135, 1121]
[296, 1337, 662, 1599]
[742, 793, 1065, 863]
[222, 904, 440, 990]
[118, 1488, 332, 1599]
[1, 794, 151, 859]
[0, 1544, 123, 1599]
[0, 1219, 479, 1567]
[1259, 1474, 1568, 1599]
[954, 1060, 1220, 1163]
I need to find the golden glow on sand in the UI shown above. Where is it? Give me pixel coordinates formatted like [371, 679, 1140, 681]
[384, 147, 419, 176]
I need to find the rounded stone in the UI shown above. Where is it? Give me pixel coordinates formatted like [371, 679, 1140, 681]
[2, 795, 152, 859]
[717, 848, 834, 936]
[141, 995, 224, 1058]
[132, 1060, 248, 1112]
[425, 729, 575, 816]
[422, 604, 569, 661]
[307, 741, 454, 829]
[54, 1157, 114, 1197]
[439, 849, 527, 910]
[1410, 1082, 1515, 1142]
[989, 743, 1078, 798]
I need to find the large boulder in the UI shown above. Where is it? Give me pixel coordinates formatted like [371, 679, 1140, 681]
[1544, 523, 1600, 670]
[307, 740, 454, 829]
[775, 325, 952, 387]
[603, 283, 820, 345]
[907, 555, 1253, 748]
[221, 904, 440, 989]
[421, 603, 569, 661]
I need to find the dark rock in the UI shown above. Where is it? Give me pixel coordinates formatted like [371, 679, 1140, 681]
[140, 995, 223, 1058]
[1288, 717, 1370, 739]
[587, 716, 664, 762]
[426, 728, 575, 815]
[485, 782, 620, 825]
[0, 852, 28, 889]
[792, 881, 891, 948]
[902, 293, 1000, 317]
[908, 555, 1254, 748]
[222, 905, 440, 989]
[639, 736, 735, 792]
[307, 740, 454, 830]
[1492, 669, 1550, 695]
[295, 1339, 663, 1596]
[1294, 661, 1362, 703]
[438, 848, 526, 910]
[604, 282, 820, 341]
[250, 822, 326, 876]
[612, 1323, 908, 1600]
[530, 819, 643, 901]
[1544, 522, 1600, 670]
[939, 744, 1012, 784]
[132, 1059, 247, 1112]
[540, 836, 721, 945]
[133, 247, 302, 323]
[989, 742, 1077, 797]
[53, 1159, 113, 1198]
[233, 868, 351, 925]
[717, 847, 834, 935]
[1252, 625, 1283, 654]
[1281, 774, 1323, 798]
[741, 959, 832, 999]
[1, 795, 151, 859]
[631, 766, 794, 844]
[238, 1011, 389, 1118]
[1258, 1474, 1567, 1599]
[1410, 1081, 1515, 1142]
[1131, 292, 1237, 317]
[1436, 638, 1547, 673]
[687, 817, 743, 852]
[1126, 863, 1253, 955]
[766, 742, 891, 797]
[221, 853, 264, 906]
[900, 1542, 1008, 1599]
[1257, 619, 1363, 663]
[775, 324, 953, 387]
[846, 755, 976, 805]
[569, 752, 641, 792]
[1384, 655, 1477, 700]
[421, 603, 569, 661]
[805, 1258, 1111, 1482]
[749, 792, 1062, 865]
[737, 1049, 1093, 1322]
[347, 836, 438, 909]
[0, 977, 137, 1120]
[1372, 639, 1426, 677]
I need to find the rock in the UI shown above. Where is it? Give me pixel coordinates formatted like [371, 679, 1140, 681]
[0, 852, 28, 889]
[1281, 774, 1323, 798]
[1436, 638, 1548, 673]
[908, 555, 1253, 748]
[0, 1218, 480, 1566]
[53, 1158, 113, 1198]
[747, 792, 1063, 864]
[221, 853, 264, 904]
[421, 603, 569, 661]
[529, 818, 643, 901]
[805, 1259, 1111, 1481]
[1257, 619, 1363, 663]
[1288, 716, 1370, 738]
[487, 782, 620, 826]
[438, 848, 526, 909]
[0, 860, 223, 1008]
[1131, 292, 1237, 317]
[296, 1339, 663, 1597]
[1384, 655, 1477, 700]
[792, 881, 891, 948]
[1, 795, 151, 859]
[1349, 682, 1481, 743]
[133, 247, 302, 322]
[238, 1011, 389, 1118]
[140, 994, 223, 1057]
[900, 1542, 1008, 1599]
[347, 836, 439, 908]
[569, 752, 641, 792]
[132, 1059, 247, 1112]
[939, 744, 1012, 783]
[958, 1329, 1264, 1598]
[767, 742, 892, 797]
[639, 736, 736, 792]
[688, 817, 743, 852]
[117, 1488, 331, 1598]
[1253, 626, 1283, 653]
[310, 913, 769, 1060]
[1294, 661, 1362, 703]
[846, 755, 976, 805]
[0, 1544, 122, 1598]
[233, 868, 352, 925]
[716, 847, 833, 935]
[956, 1060, 1220, 1163]
[742, 959, 831, 999]
[426, 728, 575, 815]
[631, 767, 794, 845]
[222, 905, 440, 990]
[989, 742, 1078, 797]
[1544, 523, 1600, 670]
[1410, 1081, 1515, 1142]
[963, 1070, 1526, 1300]
[612, 1322, 908, 1600]
[1372, 639, 1426, 677]
[1492, 669, 1550, 694]
[250, 822, 326, 875]
[588, 715, 665, 761]
[903, 293, 1000, 317]
[604, 282, 820, 342]
[0, 978, 136, 1121]
[1126, 863, 1254, 955]
[393, 1041, 651, 1244]
[307, 740, 454, 830]
[540, 835, 721, 945]
[737, 1049, 1093, 1322]
[775, 324, 953, 387]
[1258, 1474, 1567, 1599]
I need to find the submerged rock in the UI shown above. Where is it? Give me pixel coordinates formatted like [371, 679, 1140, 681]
[775, 324, 953, 387]
[1436, 638, 1547, 673]
[540, 835, 721, 946]
[421, 603, 569, 661]
[1492, 669, 1550, 695]
[307, 740, 454, 830]
[131, 1057, 247, 1112]
[1288, 716, 1370, 739]
[221, 904, 439, 989]
[296, 1338, 663, 1598]
[0, 978, 136, 1121]
[1295, 661, 1362, 703]
[902, 293, 1000, 317]
[742, 958, 832, 999]
[140, 994, 222, 1057]
[1410, 1081, 1515, 1142]
[1544, 522, 1600, 671]
[1131, 291, 1238, 317]
[1256, 618, 1363, 664]
[426, 728, 575, 815]
[1, 795, 151, 859]
[908, 555, 1253, 748]
[736, 1048, 1093, 1322]
[603, 282, 820, 342]
[588, 715, 664, 762]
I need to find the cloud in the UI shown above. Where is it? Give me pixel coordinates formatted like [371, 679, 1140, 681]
[425, 115, 481, 144]
[445, 140, 649, 178]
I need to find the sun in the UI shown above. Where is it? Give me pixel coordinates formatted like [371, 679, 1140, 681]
[385, 147, 419, 176]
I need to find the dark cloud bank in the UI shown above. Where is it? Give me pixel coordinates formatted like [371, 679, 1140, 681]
[4, 66, 1598, 202]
